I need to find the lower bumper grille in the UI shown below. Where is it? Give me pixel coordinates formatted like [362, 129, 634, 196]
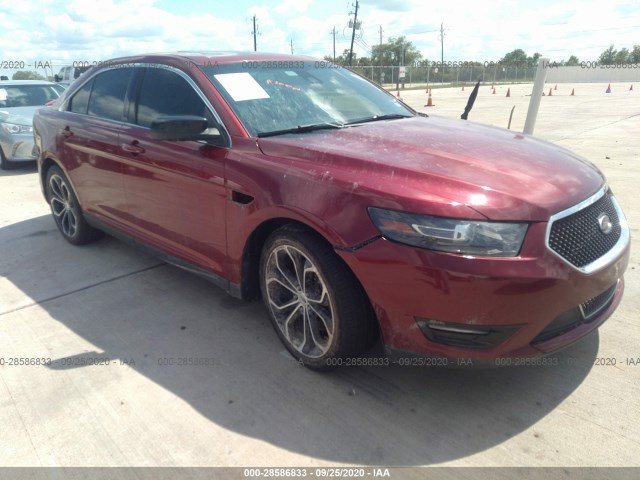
[580, 283, 617, 321]
[531, 282, 617, 345]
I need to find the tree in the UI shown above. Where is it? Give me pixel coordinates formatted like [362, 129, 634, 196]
[12, 71, 46, 80]
[598, 45, 617, 65]
[631, 45, 640, 63]
[500, 49, 527, 64]
[528, 52, 542, 64]
[372, 36, 422, 67]
[566, 55, 580, 66]
[615, 48, 629, 63]
[324, 49, 367, 66]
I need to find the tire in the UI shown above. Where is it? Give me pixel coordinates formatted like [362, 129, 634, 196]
[0, 148, 15, 170]
[260, 225, 377, 370]
[45, 166, 103, 245]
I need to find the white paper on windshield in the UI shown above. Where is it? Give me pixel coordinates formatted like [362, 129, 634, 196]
[214, 73, 270, 102]
[0, 89, 7, 101]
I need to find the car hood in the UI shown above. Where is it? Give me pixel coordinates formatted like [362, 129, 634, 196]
[0, 106, 39, 125]
[256, 116, 604, 221]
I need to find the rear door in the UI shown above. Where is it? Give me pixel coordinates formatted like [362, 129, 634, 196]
[55, 67, 135, 228]
[119, 65, 228, 276]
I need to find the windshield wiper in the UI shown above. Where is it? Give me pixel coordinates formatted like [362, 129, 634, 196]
[344, 113, 413, 125]
[257, 122, 344, 138]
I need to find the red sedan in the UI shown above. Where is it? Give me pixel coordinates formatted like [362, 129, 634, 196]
[33, 53, 630, 370]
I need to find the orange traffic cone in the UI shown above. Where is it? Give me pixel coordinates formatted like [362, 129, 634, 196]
[506, 88, 510, 97]
[429, 88, 432, 94]
[461, 85, 465, 91]
[425, 91, 434, 107]
[492, 87, 496, 94]
[548, 87, 553, 96]
[396, 89, 401, 98]
[606, 83, 611, 93]
[570, 88, 575, 96]
[630, 85, 633, 91]
[554, 84, 558, 90]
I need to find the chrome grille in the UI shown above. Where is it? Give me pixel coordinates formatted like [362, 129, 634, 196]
[546, 187, 628, 273]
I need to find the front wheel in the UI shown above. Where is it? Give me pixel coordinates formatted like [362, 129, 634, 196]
[45, 166, 103, 245]
[260, 226, 377, 370]
[0, 148, 15, 170]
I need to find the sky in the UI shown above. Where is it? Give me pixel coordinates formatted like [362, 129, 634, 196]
[0, 0, 638, 77]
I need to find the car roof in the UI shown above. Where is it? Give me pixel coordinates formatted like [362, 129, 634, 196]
[102, 51, 319, 66]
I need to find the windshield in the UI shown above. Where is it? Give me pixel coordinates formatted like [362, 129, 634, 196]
[0, 84, 63, 108]
[202, 61, 414, 137]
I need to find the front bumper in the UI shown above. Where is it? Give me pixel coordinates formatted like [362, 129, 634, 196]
[338, 220, 629, 361]
[0, 133, 37, 162]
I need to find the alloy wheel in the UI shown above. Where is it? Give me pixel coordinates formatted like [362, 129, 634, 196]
[49, 174, 78, 238]
[264, 245, 335, 358]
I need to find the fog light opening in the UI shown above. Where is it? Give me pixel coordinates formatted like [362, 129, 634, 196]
[416, 318, 521, 349]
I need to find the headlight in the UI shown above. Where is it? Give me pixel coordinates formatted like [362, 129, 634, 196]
[1, 122, 33, 134]
[368, 207, 528, 257]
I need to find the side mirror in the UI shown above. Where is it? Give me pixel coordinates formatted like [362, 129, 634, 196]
[149, 115, 221, 142]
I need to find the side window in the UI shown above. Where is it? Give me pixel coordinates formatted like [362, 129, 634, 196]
[68, 78, 93, 114]
[136, 67, 209, 128]
[87, 68, 133, 122]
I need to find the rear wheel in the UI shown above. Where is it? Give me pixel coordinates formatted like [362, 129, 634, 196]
[45, 166, 103, 245]
[260, 226, 377, 370]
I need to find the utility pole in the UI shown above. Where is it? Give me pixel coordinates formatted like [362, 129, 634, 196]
[440, 22, 444, 83]
[290, 38, 294, 55]
[252, 15, 258, 52]
[378, 25, 383, 83]
[331, 27, 336, 62]
[348, 0, 359, 66]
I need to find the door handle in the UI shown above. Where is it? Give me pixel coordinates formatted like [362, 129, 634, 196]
[120, 141, 145, 155]
[61, 126, 72, 138]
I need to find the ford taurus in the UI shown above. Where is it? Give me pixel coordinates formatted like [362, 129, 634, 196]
[32, 52, 630, 370]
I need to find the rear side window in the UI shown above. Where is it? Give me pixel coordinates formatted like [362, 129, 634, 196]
[69, 78, 93, 114]
[136, 67, 209, 128]
[87, 68, 134, 121]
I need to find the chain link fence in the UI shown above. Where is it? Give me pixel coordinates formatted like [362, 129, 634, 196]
[349, 65, 539, 88]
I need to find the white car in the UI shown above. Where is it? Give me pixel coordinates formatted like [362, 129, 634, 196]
[0, 80, 64, 169]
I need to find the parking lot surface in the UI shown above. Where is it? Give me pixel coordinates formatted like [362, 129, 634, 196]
[1, 82, 638, 468]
